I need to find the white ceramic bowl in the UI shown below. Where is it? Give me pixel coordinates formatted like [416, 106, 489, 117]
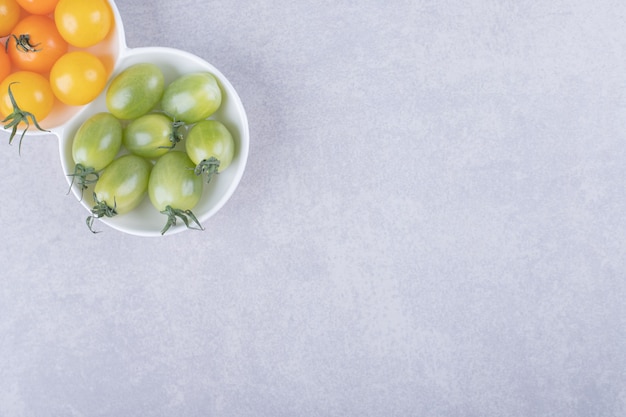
[31, 0, 249, 237]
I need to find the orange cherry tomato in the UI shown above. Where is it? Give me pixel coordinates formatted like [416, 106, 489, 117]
[7, 14, 69, 74]
[0, 0, 21, 37]
[49, 51, 107, 106]
[15, 0, 58, 15]
[0, 71, 55, 123]
[0, 48, 11, 83]
[54, 0, 112, 48]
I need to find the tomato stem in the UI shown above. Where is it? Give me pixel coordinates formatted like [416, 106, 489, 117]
[2, 82, 49, 155]
[67, 163, 100, 199]
[160, 205, 203, 235]
[159, 120, 185, 150]
[194, 157, 220, 184]
[5, 34, 41, 53]
[86, 193, 117, 233]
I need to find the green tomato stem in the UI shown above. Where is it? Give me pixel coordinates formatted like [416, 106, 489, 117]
[5, 34, 41, 53]
[158, 119, 185, 150]
[67, 163, 100, 199]
[194, 157, 220, 184]
[86, 192, 117, 234]
[160, 205, 204, 235]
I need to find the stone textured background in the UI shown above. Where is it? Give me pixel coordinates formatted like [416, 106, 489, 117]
[1, 0, 625, 416]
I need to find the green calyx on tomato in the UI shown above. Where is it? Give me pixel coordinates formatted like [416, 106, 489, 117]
[193, 157, 220, 183]
[5, 34, 41, 53]
[167, 120, 186, 149]
[1, 82, 48, 154]
[68, 164, 99, 198]
[87, 191, 117, 234]
[159, 206, 203, 236]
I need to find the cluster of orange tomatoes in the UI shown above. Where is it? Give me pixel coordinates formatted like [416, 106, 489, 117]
[0, 0, 114, 129]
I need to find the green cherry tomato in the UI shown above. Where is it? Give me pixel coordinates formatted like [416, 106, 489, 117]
[72, 112, 122, 169]
[161, 72, 222, 124]
[185, 119, 235, 183]
[93, 154, 152, 213]
[148, 151, 204, 234]
[123, 113, 185, 159]
[87, 153, 152, 233]
[106, 63, 164, 120]
[69, 112, 122, 193]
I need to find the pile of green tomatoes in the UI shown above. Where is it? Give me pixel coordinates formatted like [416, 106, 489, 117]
[70, 63, 235, 235]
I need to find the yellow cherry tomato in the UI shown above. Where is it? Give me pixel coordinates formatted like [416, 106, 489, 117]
[49, 51, 107, 106]
[54, 0, 112, 48]
[0, 0, 21, 37]
[0, 71, 54, 123]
